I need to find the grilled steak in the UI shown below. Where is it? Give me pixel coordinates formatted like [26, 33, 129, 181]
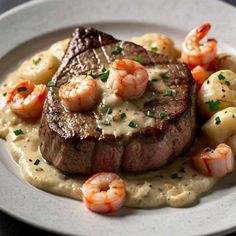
[39, 27, 196, 175]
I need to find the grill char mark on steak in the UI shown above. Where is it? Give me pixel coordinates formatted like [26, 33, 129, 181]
[39, 27, 196, 175]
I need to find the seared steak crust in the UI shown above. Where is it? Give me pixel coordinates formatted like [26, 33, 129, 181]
[39, 28, 196, 175]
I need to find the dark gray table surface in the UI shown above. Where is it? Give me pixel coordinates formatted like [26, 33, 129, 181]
[0, 0, 236, 235]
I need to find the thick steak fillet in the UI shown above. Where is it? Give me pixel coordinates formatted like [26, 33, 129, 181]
[39, 28, 196, 175]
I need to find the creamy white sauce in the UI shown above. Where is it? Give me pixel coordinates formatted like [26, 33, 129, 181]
[0, 70, 219, 208]
[94, 68, 170, 137]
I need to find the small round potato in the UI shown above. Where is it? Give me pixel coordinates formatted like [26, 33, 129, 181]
[18, 51, 59, 85]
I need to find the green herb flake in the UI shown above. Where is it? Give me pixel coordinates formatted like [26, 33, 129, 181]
[32, 58, 41, 65]
[225, 80, 230, 86]
[133, 57, 144, 64]
[47, 81, 56, 87]
[215, 116, 221, 125]
[120, 112, 126, 119]
[99, 68, 110, 82]
[160, 72, 169, 80]
[128, 120, 138, 128]
[87, 70, 96, 78]
[3, 92, 7, 97]
[111, 46, 122, 55]
[34, 159, 40, 166]
[218, 73, 225, 81]
[165, 88, 173, 96]
[159, 112, 170, 120]
[17, 87, 27, 92]
[106, 107, 113, 115]
[206, 100, 221, 111]
[147, 111, 154, 118]
[151, 46, 158, 52]
[171, 173, 182, 179]
[13, 129, 24, 136]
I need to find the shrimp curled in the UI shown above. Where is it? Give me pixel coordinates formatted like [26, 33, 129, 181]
[81, 172, 126, 213]
[7, 80, 48, 119]
[192, 144, 234, 178]
[59, 75, 101, 112]
[181, 23, 217, 66]
[107, 59, 149, 99]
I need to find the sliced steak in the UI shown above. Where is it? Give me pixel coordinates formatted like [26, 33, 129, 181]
[39, 27, 196, 175]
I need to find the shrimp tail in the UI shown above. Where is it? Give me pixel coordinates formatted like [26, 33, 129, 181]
[195, 23, 211, 41]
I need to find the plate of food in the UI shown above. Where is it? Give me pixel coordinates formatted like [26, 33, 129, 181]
[1, 0, 236, 235]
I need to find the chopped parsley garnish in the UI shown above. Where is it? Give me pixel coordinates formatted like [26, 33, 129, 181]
[47, 81, 56, 87]
[106, 107, 113, 115]
[87, 70, 96, 78]
[128, 120, 138, 128]
[32, 58, 41, 65]
[215, 116, 221, 125]
[34, 159, 40, 166]
[151, 46, 158, 52]
[218, 73, 225, 80]
[133, 57, 144, 64]
[159, 112, 169, 120]
[206, 100, 221, 111]
[165, 88, 173, 96]
[3, 92, 7, 96]
[160, 72, 169, 80]
[147, 110, 154, 117]
[225, 80, 230, 86]
[171, 173, 182, 179]
[99, 68, 110, 82]
[112, 46, 122, 55]
[120, 112, 126, 119]
[17, 87, 27, 92]
[13, 129, 24, 136]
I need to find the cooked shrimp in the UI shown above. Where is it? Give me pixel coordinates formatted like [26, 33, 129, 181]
[181, 23, 217, 66]
[107, 59, 149, 99]
[7, 80, 48, 119]
[59, 75, 101, 112]
[191, 65, 213, 89]
[81, 172, 126, 213]
[192, 144, 234, 178]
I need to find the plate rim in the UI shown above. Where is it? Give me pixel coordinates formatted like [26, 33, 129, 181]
[1, 0, 236, 235]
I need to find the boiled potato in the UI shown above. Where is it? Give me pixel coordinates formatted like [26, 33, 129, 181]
[18, 51, 59, 85]
[198, 70, 236, 117]
[202, 107, 236, 149]
[131, 33, 179, 58]
[49, 38, 70, 61]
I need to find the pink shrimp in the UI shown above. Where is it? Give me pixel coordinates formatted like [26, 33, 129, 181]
[59, 75, 101, 112]
[181, 23, 217, 66]
[192, 144, 234, 178]
[107, 59, 149, 99]
[81, 172, 126, 213]
[7, 80, 47, 119]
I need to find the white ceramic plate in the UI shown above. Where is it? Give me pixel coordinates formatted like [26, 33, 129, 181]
[1, 0, 236, 235]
